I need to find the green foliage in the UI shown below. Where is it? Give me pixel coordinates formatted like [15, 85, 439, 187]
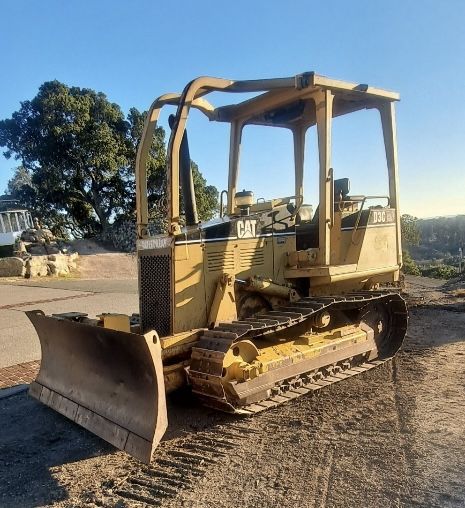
[401, 215, 422, 276]
[402, 250, 421, 276]
[402, 249, 458, 279]
[191, 161, 218, 221]
[7, 165, 31, 194]
[1, 81, 218, 237]
[400, 214, 420, 247]
[421, 264, 457, 280]
[412, 215, 465, 261]
[0, 81, 131, 236]
[126, 107, 167, 216]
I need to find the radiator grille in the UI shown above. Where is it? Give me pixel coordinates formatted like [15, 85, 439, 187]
[207, 250, 235, 272]
[139, 253, 171, 336]
[239, 247, 265, 269]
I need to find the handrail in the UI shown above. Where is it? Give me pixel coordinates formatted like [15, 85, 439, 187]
[219, 190, 228, 218]
[135, 93, 216, 238]
[167, 77, 236, 233]
[351, 195, 390, 244]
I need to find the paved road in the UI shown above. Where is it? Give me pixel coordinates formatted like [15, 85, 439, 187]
[0, 275, 447, 369]
[0, 279, 138, 369]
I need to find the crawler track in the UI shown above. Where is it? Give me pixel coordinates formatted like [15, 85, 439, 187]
[189, 291, 408, 413]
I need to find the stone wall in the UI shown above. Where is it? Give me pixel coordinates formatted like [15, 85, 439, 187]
[0, 253, 78, 278]
[0, 257, 25, 277]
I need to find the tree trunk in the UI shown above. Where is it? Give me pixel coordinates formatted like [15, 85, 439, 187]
[90, 186, 111, 235]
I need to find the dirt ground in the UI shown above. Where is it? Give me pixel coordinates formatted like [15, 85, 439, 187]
[1, 278, 465, 508]
[69, 240, 137, 279]
[76, 252, 137, 279]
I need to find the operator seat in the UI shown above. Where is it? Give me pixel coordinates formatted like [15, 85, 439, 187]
[296, 177, 366, 250]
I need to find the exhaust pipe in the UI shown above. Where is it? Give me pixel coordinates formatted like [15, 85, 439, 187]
[169, 114, 198, 226]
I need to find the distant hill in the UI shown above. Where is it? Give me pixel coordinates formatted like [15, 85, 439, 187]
[410, 215, 465, 262]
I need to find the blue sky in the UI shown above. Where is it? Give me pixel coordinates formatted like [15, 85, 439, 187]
[1, 0, 464, 217]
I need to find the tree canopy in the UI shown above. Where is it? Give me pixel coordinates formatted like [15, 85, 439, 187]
[400, 214, 420, 248]
[410, 215, 465, 262]
[0, 81, 218, 237]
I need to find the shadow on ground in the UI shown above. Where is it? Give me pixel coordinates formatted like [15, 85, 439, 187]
[0, 393, 113, 507]
[406, 307, 465, 349]
[0, 388, 231, 508]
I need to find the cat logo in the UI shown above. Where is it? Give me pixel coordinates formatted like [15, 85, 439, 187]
[237, 219, 257, 238]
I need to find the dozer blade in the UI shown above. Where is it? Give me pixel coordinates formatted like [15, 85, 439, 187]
[26, 310, 168, 464]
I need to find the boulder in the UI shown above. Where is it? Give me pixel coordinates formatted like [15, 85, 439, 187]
[25, 257, 49, 277]
[21, 229, 39, 242]
[33, 228, 55, 243]
[13, 241, 28, 257]
[22, 227, 56, 247]
[47, 261, 69, 276]
[0, 257, 26, 277]
[47, 253, 76, 277]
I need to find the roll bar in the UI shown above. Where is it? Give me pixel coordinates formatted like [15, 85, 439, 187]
[135, 74, 401, 267]
[135, 92, 216, 237]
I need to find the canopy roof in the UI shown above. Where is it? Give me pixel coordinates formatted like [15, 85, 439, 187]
[213, 72, 399, 128]
[158, 72, 400, 129]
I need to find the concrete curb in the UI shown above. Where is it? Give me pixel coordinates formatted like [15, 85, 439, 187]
[0, 384, 29, 399]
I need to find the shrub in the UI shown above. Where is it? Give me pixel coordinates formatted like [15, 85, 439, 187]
[402, 250, 421, 276]
[421, 264, 457, 280]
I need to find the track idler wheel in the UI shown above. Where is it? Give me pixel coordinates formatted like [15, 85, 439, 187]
[359, 295, 407, 359]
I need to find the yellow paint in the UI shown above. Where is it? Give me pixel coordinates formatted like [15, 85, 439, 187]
[222, 325, 368, 383]
[100, 314, 131, 333]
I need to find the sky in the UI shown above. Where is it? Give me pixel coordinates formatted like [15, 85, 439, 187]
[0, 0, 464, 218]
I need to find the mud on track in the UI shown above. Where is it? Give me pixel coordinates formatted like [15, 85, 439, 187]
[1, 301, 465, 507]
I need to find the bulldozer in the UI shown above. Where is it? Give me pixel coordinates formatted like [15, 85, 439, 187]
[27, 72, 408, 463]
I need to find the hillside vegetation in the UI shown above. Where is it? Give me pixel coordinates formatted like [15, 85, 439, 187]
[402, 214, 464, 279]
[412, 215, 465, 261]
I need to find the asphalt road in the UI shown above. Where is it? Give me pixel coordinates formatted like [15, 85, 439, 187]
[0, 279, 138, 368]
[0, 275, 444, 369]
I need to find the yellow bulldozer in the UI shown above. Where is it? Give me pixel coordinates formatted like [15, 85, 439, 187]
[27, 72, 408, 463]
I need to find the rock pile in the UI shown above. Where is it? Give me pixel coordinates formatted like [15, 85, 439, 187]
[20, 227, 62, 255]
[0, 253, 78, 278]
[0, 225, 79, 278]
[21, 227, 55, 244]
